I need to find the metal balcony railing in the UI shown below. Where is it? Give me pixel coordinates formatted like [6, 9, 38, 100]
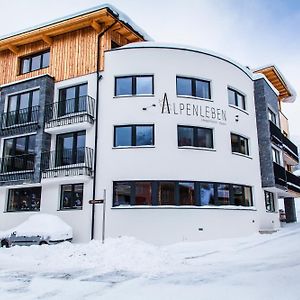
[0, 153, 35, 184]
[41, 147, 93, 178]
[45, 96, 95, 129]
[286, 171, 300, 195]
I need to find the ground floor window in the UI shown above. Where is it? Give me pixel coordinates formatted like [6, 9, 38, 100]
[265, 191, 275, 212]
[60, 183, 83, 210]
[113, 181, 253, 207]
[7, 187, 41, 212]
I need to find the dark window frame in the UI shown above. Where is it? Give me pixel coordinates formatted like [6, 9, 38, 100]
[60, 183, 84, 210]
[7, 187, 41, 212]
[268, 108, 277, 125]
[114, 75, 154, 96]
[228, 87, 246, 110]
[265, 191, 275, 212]
[6, 89, 40, 126]
[113, 181, 253, 208]
[114, 124, 155, 147]
[58, 83, 88, 117]
[176, 76, 211, 100]
[19, 50, 50, 74]
[231, 133, 250, 156]
[56, 131, 86, 167]
[177, 125, 214, 149]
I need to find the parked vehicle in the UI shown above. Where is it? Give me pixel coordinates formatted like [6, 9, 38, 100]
[0, 214, 72, 247]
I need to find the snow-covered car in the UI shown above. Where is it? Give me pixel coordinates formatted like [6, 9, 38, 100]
[0, 214, 72, 247]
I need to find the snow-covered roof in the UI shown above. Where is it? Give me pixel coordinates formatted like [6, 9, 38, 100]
[120, 42, 254, 79]
[252, 64, 296, 103]
[0, 3, 152, 42]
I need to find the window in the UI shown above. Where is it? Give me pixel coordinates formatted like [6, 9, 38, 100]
[114, 125, 154, 147]
[265, 191, 275, 212]
[268, 109, 277, 125]
[231, 133, 249, 156]
[20, 50, 50, 74]
[176, 77, 211, 99]
[115, 75, 154, 96]
[272, 147, 281, 164]
[158, 182, 176, 205]
[56, 131, 85, 166]
[6, 90, 39, 127]
[113, 181, 253, 208]
[7, 187, 41, 212]
[216, 184, 230, 205]
[61, 183, 83, 210]
[178, 126, 213, 149]
[2, 135, 36, 172]
[59, 83, 88, 117]
[228, 88, 246, 110]
[232, 185, 253, 206]
[179, 182, 195, 205]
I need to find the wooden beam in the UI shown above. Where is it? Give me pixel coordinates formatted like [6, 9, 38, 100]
[42, 35, 53, 45]
[90, 20, 102, 33]
[7, 44, 19, 54]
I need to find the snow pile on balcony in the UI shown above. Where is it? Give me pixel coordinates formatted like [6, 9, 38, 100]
[0, 214, 72, 241]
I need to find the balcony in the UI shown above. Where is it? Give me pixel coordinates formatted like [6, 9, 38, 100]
[273, 162, 287, 189]
[286, 171, 300, 195]
[0, 154, 35, 185]
[41, 147, 93, 179]
[0, 106, 39, 136]
[269, 121, 299, 164]
[44, 96, 95, 134]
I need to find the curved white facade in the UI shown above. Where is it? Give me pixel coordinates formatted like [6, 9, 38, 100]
[91, 44, 276, 244]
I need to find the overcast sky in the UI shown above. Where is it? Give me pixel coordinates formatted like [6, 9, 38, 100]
[1, 0, 299, 139]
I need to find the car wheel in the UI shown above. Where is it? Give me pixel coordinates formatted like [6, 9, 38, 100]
[1, 240, 9, 248]
[39, 241, 48, 246]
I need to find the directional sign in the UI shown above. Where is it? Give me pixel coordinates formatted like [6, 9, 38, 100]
[89, 199, 104, 204]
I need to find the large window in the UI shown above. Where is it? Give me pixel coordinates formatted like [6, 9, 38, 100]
[176, 76, 211, 99]
[178, 126, 213, 149]
[7, 187, 41, 212]
[61, 183, 83, 210]
[56, 131, 85, 166]
[272, 147, 281, 164]
[115, 75, 154, 96]
[114, 125, 154, 147]
[231, 133, 249, 156]
[20, 50, 50, 74]
[265, 191, 275, 212]
[228, 88, 246, 110]
[113, 181, 253, 207]
[2, 135, 36, 172]
[59, 83, 88, 116]
[6, 90, 39, 127]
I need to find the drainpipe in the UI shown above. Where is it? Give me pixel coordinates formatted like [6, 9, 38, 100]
[91, 20, 119, 240]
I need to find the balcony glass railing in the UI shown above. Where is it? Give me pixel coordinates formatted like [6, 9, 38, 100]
[273, 162, 287, 188]
[0, 153, 35, 173]
[286, 171, 300, 194]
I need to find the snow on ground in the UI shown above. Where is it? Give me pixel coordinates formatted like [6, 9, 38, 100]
[1, 223, 300, 299]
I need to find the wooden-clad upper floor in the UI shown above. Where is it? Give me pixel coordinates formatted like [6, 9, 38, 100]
[0, 6, 145, 85]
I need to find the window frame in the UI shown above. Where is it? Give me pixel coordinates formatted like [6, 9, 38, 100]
[60, 183, 84, 210]
[19, 50, 50, 75]
[113, 181, 253, 208]
[177, 125, 214, 150]
[114, 75, 154, 97]
[228, 87, 246, 111]
[7, 187, 41, 212]
[265, 191, 276, 212]
[114, 124, 155, 147]
[231, 133, 250, 157]
[268, 108, 278, 125]
[176, 76, 211, 100]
